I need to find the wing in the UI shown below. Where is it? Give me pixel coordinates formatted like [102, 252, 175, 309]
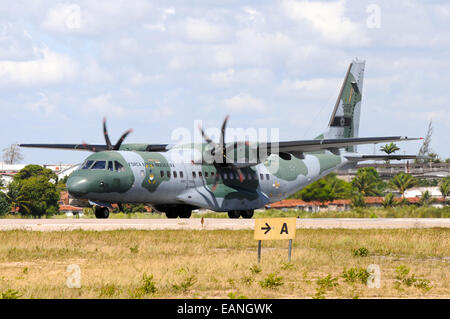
[19, 144, 107, 152]
[19, 143, 169, 152]
[263, 136, 420, 154]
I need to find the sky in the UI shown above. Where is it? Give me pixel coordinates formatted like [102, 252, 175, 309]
[0, 0, 449, 165]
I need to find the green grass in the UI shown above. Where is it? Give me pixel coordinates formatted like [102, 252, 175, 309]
[2, 206, 448, 219]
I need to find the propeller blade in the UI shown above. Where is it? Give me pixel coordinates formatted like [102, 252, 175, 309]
[103, 117, 113, 150]
[198, 123, 218, 148]
[236, 167, 244, 183]
[211, 171, 221, 191]
[113, 129, 133, 150]
[220, 115, 229, 163]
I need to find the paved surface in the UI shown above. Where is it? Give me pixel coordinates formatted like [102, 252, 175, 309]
[0, 218, 449, 231]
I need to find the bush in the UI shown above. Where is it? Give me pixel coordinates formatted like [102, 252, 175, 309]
[342, 267, 370, 284]
[259, 273, 284, 289]
[394, 265, 432, 292]
[1, 289, 22, 299]
[172, 275, 197, 292]
[353, 247, 369, 257]
[0, 193, 10, 216]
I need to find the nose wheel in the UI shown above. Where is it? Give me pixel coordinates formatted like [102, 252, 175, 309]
[94, 206, 110, 219]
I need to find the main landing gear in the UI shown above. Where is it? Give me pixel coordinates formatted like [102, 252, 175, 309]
[165, 207, 192, 219]
[94, 206, 110, 219]
[227, 210, 254, 219]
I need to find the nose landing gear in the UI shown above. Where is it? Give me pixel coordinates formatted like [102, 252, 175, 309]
[94, 206, 110, 219]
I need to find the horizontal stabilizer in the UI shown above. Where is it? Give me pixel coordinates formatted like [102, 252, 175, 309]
[345, 154, 422, 162]
[266, 136, 421, 154]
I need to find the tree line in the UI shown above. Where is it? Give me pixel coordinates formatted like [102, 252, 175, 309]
[289, 167, 449, 208]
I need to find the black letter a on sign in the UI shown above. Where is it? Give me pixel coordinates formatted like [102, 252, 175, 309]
[280, 223, 288, 235]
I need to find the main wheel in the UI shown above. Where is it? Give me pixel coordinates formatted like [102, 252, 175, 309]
[179, 209, 192, 219]
[240, 210, 254, 219]
[227, 210, 241, 219]
[95, 206, 110, 219]
[165, 210, 178, 219]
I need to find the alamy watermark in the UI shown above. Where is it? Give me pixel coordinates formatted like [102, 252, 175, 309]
[66, 264, 81, 288]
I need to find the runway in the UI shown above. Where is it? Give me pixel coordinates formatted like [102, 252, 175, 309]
[0, 218, 449, 231]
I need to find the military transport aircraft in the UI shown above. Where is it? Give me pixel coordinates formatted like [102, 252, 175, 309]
[21, 60, 420, 219]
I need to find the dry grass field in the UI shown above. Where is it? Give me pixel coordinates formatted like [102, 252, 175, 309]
[0, 228, 448, 299]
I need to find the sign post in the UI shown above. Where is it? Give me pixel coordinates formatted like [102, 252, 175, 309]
[254, 218, 296, 263]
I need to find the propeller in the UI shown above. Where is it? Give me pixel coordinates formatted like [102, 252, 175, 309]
[103, 117, 133, 150]
[198, 115, 245, 191]
[80, 118, 133, 152]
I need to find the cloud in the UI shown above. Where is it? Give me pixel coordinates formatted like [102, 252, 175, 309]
[83, 93, 126, 116]
[208, 68, 273, 87]
[0, 47, 77, 86]
[25, 92, 56, 115]
[174, 17, 232, 43]
[41, 0, 153, 35]
[282, 0, 369, 45]
[277, 77, 341, 96]
[0, 23, 36, 61]
[223, 94, 266, 112]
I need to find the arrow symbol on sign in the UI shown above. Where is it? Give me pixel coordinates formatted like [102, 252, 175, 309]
[261, 223, 271, 234]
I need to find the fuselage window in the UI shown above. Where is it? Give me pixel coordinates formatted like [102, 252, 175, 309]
[107, 161, 114, 171]
[161, 170, 164, 177]
[204, 172, 208, 178]
[223, 173, 227, 180]
[260, 173, 264, 180]
[179, 171, 184, 178]
[198, 172, 202, 178]
[167, 171, 171, 178]
[91, 161, 106, 170]
[192, 172, 196, 178]
[115, 161, 125, 172]
[173, 171, 177, 178]
[82, 160, 94, 170]
[265, 174, 270, 180]
[211, 172, 215, 178]
[228, 172, 233, 180]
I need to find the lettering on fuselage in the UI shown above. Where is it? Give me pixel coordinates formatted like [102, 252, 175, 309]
[128, 162, 175, 168]
[128, 162, 146, 167]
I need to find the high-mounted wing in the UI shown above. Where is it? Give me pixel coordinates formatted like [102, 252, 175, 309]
[19, 143, 169, 152]
[20, 118, 169, 153]
[19, 143, 108, 152]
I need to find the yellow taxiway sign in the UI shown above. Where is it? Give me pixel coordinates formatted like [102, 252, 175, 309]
[254, 218, 296, 240]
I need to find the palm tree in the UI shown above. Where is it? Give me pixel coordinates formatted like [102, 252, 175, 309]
[389, 173, 417, 199]
[382, 193, 396, 208]
[351, 169, 383, 197]
[380, 142, 400, 155]
[4, 183, 30, 214]
[380, 142, 400, 164]
[420, 190, 432, 206]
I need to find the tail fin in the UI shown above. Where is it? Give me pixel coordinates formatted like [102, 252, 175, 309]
[317, 59, 365, 152]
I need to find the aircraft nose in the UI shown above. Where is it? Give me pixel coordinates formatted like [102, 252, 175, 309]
[67, 176, 90, 198]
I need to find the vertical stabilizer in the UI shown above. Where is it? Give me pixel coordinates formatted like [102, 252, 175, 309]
[317, 59, 365, 152]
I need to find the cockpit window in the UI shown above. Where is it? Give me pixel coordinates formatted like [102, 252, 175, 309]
[114, 161, 125, 172]
[107, 161, 114, 171]
[91, 161, 106, 170]
[82, 160, 94, 170]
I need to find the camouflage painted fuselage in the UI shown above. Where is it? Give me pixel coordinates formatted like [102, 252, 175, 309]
[67, 146, 352, 212]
